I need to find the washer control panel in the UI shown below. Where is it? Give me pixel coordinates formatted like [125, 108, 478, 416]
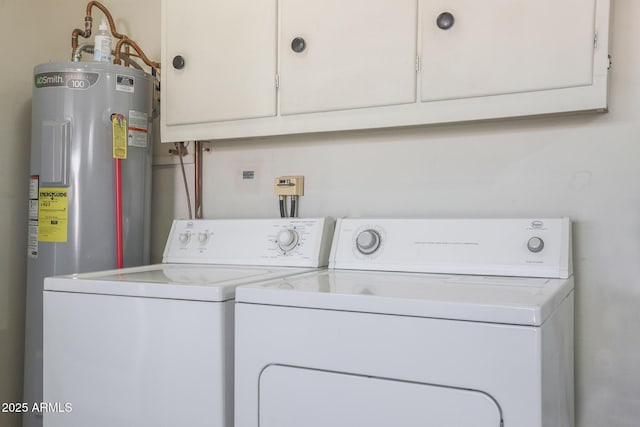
[331, 218, 572, 279]
[163, 218, 335, 267]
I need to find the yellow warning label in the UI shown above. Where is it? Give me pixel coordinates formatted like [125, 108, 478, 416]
[112, 116, 127, 159]
[38, 188, 68, 242]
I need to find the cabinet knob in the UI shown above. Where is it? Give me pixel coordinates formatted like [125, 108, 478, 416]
[291, 37, 306, 53]
[172, 55, 186, 70]
[436, 12, 455, 30]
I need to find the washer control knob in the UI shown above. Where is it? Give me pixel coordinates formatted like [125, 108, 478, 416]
[356, 229, 381, 255]
[277, 229, 299, 252]
[527, 237, 544, 253]
[198, 232, 209, 245]
[178, 232, 191, 245]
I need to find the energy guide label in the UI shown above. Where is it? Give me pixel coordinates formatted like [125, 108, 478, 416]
[38, 188, 69, 243]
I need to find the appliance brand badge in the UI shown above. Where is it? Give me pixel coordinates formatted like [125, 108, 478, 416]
[35, 72, 99, 89]
[531, 220, 544, 229]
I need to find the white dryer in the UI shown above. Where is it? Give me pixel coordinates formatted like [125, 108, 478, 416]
[42, 218, 334, 427]
[235, 218, 574, 427]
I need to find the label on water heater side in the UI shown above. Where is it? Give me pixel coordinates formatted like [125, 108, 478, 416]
[28, 221, 39, 257]
[116, 74, 134, 93]
[128, 110, 149, 148]
[27, 176, 39, 258]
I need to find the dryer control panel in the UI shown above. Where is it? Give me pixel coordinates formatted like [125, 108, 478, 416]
[329, 218, 572, 279]
[163, 218, 335, 267]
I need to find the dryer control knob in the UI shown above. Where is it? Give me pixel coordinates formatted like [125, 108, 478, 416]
[277, 229, 299, 252]
[356, 229, 381, 255]
[527, 237, 544, 253]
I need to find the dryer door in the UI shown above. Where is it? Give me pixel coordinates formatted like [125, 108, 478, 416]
[260, 365, 502, 426]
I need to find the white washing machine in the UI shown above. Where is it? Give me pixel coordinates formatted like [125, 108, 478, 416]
[42, 218, 335, 427]
[235, 218, 574, 427]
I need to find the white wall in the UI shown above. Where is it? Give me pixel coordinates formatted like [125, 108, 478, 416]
[195, 1, 640, 426]
[0, 3, 33, 424]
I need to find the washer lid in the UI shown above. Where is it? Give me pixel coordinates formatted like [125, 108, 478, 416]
[44, 263, 319, 302]
[235, 269, 573, 325]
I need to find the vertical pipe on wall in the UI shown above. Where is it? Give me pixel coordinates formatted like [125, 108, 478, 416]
[195, 141, 203, 219]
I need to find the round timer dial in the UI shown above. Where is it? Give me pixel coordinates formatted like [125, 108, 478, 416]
[527, 237, 544, 253]
[356, 229, 381, 255]
[277, 229, 299, 252]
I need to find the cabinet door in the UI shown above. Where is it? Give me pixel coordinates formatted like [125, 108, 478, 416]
[279, 0, 418, 116]
[420, 0, 597, 102]
[163, 0, 277, 126]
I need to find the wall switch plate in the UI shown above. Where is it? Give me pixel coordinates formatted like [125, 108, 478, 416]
[275, 176, 304, 196]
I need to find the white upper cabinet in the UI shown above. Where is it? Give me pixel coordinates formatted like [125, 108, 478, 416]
[160, 0, 610, 142]
[161, 0, 277, 137]
[420, 0, 597, 102]
[279, 0, 417, 115]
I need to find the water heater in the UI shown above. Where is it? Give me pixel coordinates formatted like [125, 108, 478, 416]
[23, 62, 154, 427]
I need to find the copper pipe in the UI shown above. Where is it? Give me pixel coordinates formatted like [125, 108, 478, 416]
[86, 1, 126, 40]
[124, 44, 131, 67]
[113, 37, 161, 76]
[194, 141, 203, 219]
[71, 16, 93, 52]
[70, 1, 160, 76]
[71, 1, 125, 54]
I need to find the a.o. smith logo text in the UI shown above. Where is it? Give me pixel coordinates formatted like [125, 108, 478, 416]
[35, 72, 99, 89]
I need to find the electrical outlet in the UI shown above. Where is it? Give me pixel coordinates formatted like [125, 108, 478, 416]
[274, 176, 304, 196]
